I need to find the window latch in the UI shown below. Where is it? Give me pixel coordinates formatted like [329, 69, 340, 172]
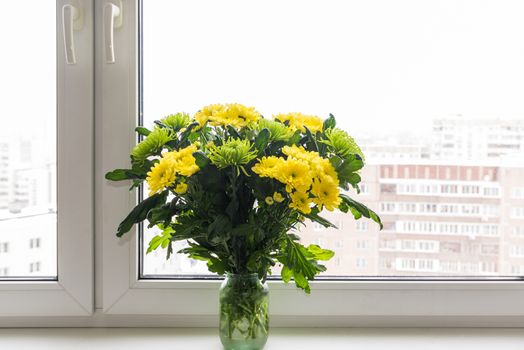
[103, 0, 123, 64]
[62, 2, 83, 65]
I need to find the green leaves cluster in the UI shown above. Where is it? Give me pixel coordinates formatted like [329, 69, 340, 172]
[105, 108, 382, 294]
[279, 236, 334, 293]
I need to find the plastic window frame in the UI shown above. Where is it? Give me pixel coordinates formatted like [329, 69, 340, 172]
[0, 0, 94, 317]
[97, 0, 524, 327]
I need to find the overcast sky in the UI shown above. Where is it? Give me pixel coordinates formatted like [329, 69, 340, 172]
[0, 1, 55, 146]
[143, 0, 524, 137]
[1, 1, 523, 140]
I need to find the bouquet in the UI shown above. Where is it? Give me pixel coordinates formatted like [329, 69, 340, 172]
[106, 103, 381, 293]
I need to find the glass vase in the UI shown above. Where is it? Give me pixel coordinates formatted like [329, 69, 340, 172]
[219, 273, 269, 350]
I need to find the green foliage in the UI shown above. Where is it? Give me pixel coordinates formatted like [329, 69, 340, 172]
[116, 191, 168, 237]
[147, 225, 174, 255]
[252, 119, 294, 142]
[192, 151, 210, 168]
[322, 127, 365, 160]
[276, 236, 333, 293]
[160, 113, 191, 131]
[135, 126, 151, 136]
[208, 139, 258, 169]
[131, 127, 173, 165]
[105, 106, 381, 295]
[339, 194, 383, 229]
[105, 168, 141, 181]
[254, 128, 270, 154]
[336, 154, 365, 190]
[323, 114, 336, 130]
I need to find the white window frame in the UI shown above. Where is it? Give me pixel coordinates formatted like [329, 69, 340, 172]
[0, 0, 522, 327]
[0, 0, 94, 317]
[98, 0, 524, 327]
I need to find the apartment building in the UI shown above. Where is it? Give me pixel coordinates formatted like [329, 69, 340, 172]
[300, 161, 524, 277]
[432, 115, 524, 162]
[0, 135, 56, 277]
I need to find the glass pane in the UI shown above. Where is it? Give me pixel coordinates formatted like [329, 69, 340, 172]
[141, 0, 524, 277]
[0, 1, 57, 278]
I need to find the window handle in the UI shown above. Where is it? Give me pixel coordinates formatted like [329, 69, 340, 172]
[103, 1, 123, 64]
[62, 3, 83, 65]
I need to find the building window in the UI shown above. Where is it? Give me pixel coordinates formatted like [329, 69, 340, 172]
[483, 187, 500, 197]
[313, 222, 325, 232]
[510, 245, 524, 258]
[356, 240, 370, 250]
[29, 237, 41, 249]
[511, 227, 524, 237]
[511, 207, 524, 219]
[512, 187, 524, 199]
[356, 258, 368, 269]
[355, 221, 369, 232]
[334, 240, 344, 249]
[29, 262, 41, 273]
[359, 183, 369, 195]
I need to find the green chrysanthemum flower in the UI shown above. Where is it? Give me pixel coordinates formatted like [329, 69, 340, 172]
[322, 128, 364, 160]
[208, 139, 258, 169]
[160, 112, 191, 131]
[252, 118, 294, 142]
[131, 127, 173, 165]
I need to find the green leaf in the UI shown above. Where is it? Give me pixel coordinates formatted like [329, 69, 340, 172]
[193, 151, 210, 168]
[147, 201, 175, 228]
[276, 238, 327, 293]
[293, 271, 310, 294]
[231, 224, 255, 237]
[254, 128, 270, 154]
[323, 113, 336, 130]
[179, 122, 200, 143]
[105, 169, 141, 181]
[304, 127, 319, 152]
[225, 197, 239, 222]
[179, 244, 226, 275]
[207, 215, 232, 245]
[207, 258, 226, 275]
[340, 194, 383, 229]
[281, 266, 293, 283]
[347, 173, 362, 187]
[226, 126, 241, 139]
[146, 226, 173, 254]
[135, 126, 151, 136]
[116, 191, 168, 237]
[287, 233, 301, 241]
[303, 210, 337, 229]
[307, 244, 335, 261]
[329, 155, 343, 169]
[337, 157, 364, 181]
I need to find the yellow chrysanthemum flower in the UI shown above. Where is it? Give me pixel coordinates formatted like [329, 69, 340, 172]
[174, 183, 188, 195]
[146, 158, 176, 196]
[214, 103, 261, 128]
[282, 145, 318, 162]
[274, 113, 323, 133]
[289, 191, 313, 214]
[273, 192, 285, 203]
[252, 156, 284, 178]
[194, 104, 224, 126]
[301, 115, 324, 133]
[265, 196, 274, 205]
[311, 178, 341, 211]
[164, 144, 200, 177]
[274, 159, 312, 193]
[195, 103, 261, 128]
[311, 157, 339, 183]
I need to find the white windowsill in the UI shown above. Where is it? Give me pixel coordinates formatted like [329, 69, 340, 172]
[0, 328, 522, 349]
